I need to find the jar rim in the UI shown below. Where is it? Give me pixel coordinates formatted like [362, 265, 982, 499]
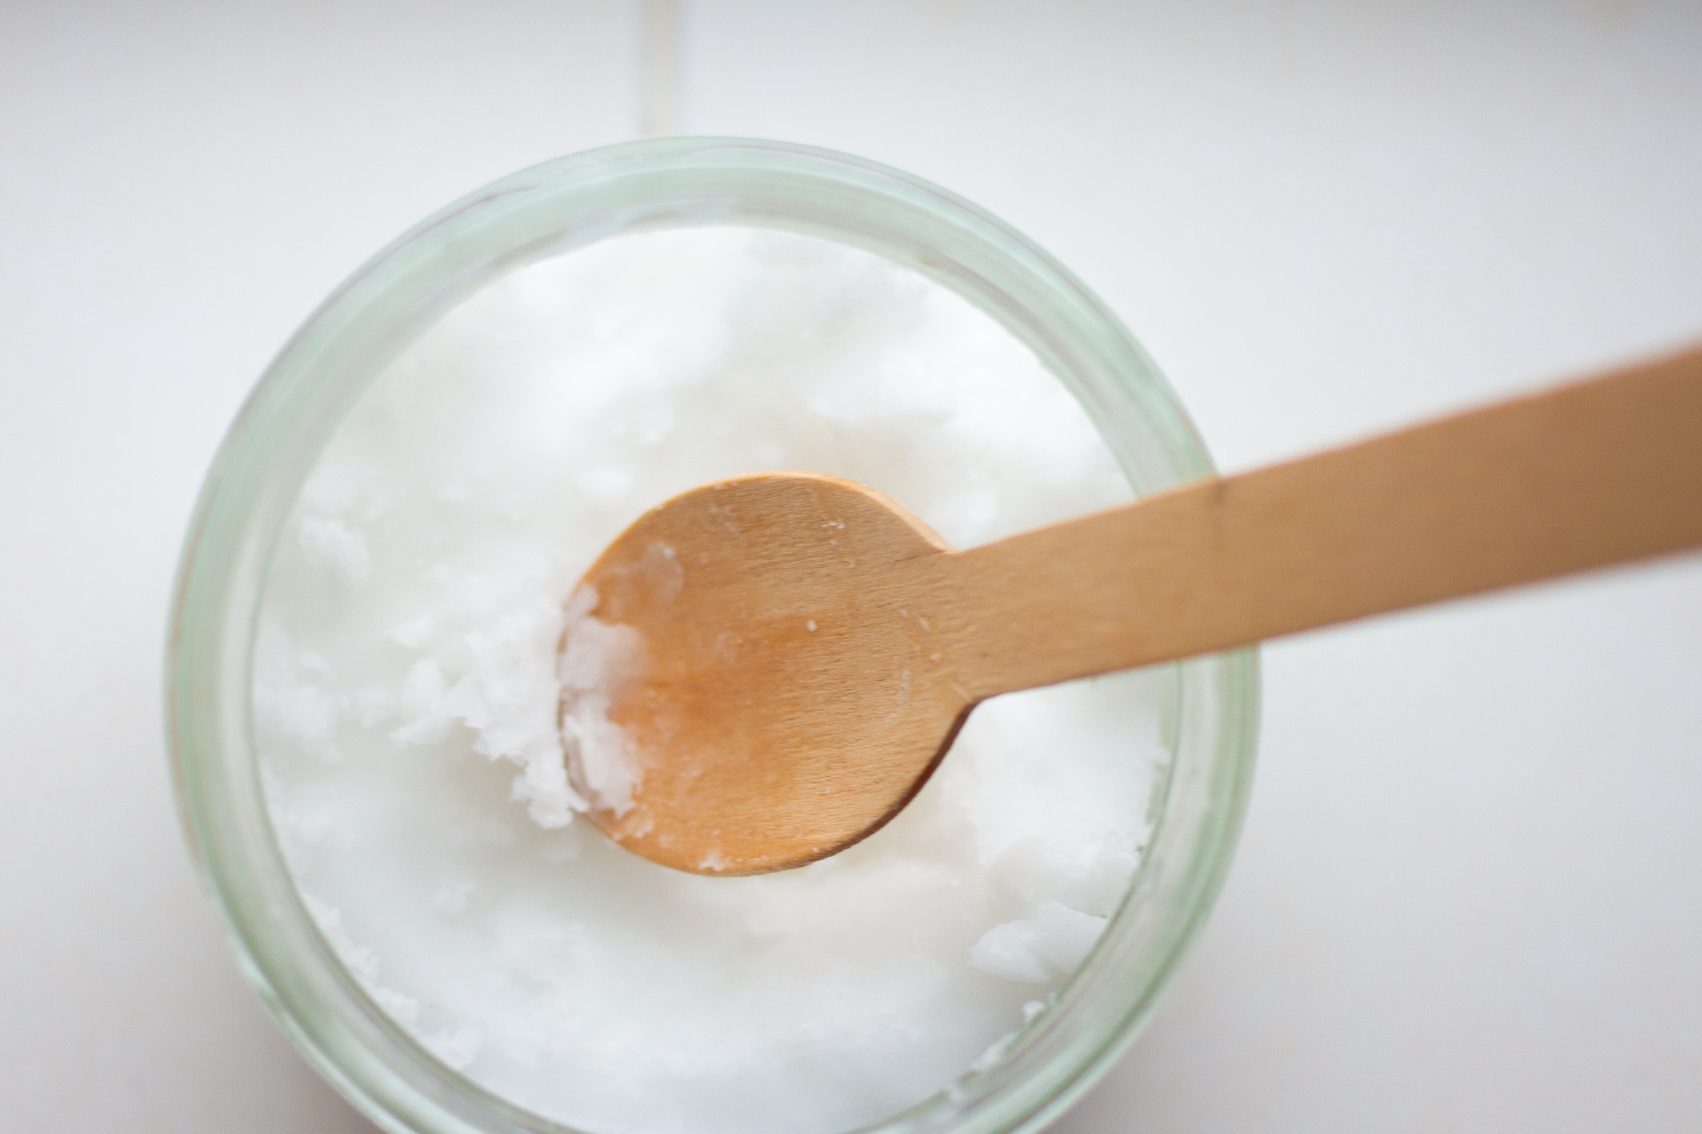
[165, 136, 1259, 1134]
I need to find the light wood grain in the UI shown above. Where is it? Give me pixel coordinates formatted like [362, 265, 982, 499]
[567, 344, 1702, 875]
[937, 343, 1702, 699]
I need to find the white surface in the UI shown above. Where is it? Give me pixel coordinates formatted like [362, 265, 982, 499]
[2, 2, 1698, 1130]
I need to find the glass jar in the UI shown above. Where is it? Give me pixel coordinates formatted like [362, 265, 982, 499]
[166, 138, 1260, 1134]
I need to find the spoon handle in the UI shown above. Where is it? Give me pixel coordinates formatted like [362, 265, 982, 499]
[939, 343, 1702, 700]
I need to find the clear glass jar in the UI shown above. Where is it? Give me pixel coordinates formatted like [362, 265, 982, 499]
[166, 138, 1259, 1134]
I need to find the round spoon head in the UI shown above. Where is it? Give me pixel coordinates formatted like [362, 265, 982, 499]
[561, 473, 971, 875]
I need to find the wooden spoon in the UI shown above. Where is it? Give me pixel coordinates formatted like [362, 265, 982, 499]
[563, 344, 1702, 876]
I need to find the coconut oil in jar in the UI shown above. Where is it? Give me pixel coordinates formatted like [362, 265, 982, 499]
[255, 224, 1172, 1134]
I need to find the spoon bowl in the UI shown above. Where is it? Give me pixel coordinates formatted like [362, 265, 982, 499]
[568, 473, 972, 875]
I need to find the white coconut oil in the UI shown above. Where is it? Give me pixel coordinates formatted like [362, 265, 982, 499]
[256, 226, 1170, 1134]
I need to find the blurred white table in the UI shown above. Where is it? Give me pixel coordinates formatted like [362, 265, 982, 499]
[3, 3, 1699, 1130]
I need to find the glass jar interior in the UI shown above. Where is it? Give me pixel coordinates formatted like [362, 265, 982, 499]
[167, 138, 1258, 1134]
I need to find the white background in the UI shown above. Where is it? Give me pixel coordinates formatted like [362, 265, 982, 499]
[3, 2, 1700, 1130]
